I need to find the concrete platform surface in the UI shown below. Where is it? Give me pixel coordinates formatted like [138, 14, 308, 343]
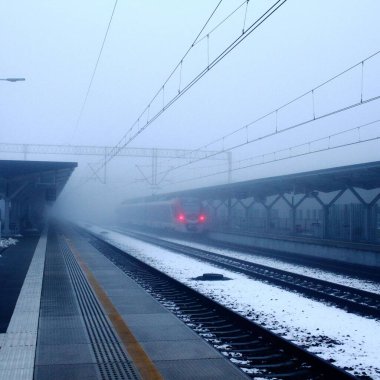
[0, 225, 249, 380]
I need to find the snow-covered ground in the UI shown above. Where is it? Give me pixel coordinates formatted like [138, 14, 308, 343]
[113, 226, 380, 295]
[165, 237, 380, 295]
[0, 238, 18, 255]
[85, 224, 380, 379]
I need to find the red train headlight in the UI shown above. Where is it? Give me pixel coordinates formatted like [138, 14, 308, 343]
[198, 214, 206, 223]
[177, 213, 186, 223]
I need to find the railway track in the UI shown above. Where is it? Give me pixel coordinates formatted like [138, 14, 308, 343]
[82, 228, 356, 380]
[112, 228, 380, 320]
[118, 227, 380, 282]
[198, 234, 380, 283]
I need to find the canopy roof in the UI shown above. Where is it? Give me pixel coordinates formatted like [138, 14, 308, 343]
[0, 160, 77, 201]
[125, 160, 380, 203]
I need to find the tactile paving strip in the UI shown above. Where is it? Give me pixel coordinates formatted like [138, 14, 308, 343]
[58, 235, 140, 380]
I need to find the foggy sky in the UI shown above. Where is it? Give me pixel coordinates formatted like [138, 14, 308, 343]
[1, 1, 380, 220]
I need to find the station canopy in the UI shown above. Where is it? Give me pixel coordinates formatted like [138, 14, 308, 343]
[0, 160, 77, 201]
[129, 160, 380, 203]
[0, 160, 77, 235]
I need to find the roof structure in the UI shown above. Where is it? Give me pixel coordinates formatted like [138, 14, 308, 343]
[0, 159, 77, 180]
[126, 161, 380, 203]
[0, 160, 77, 199]
[0, 160, 77, 235]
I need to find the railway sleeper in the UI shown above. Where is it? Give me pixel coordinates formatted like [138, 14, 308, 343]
[198, 319, 229, 326]
[202, 323, 235, 330]
[230, 346, 274, 354]
[180, 307, 214, 314]
[258, 368, 318, 380]
[247, 359, 298, 370]
[224, 339, 265, 347]
[218, 333, 254, 340]
[186, 311, 218, 318]
[170, 299, 199, 305]
[179, 304, 210, 309]
[206, 328, 242, 335]
[190, 315, 225, 321]
[164, 295, 197, 302]
[246, 353, 284, 362]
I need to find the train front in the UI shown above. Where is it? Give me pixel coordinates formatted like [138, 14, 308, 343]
[174, 198, 208, 233]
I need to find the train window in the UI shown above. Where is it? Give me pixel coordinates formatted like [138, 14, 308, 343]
[181, 198, 201, 213]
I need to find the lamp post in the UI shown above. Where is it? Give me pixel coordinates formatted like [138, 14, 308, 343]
[0, 78, 25, 82]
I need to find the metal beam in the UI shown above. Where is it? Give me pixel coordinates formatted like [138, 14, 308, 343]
[0, 142, 225, 160]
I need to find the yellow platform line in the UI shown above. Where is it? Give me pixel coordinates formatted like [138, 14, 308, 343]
[65, 236, 163, 380]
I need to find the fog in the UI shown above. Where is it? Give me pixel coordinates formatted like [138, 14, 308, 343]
[1, 1, 380, 224]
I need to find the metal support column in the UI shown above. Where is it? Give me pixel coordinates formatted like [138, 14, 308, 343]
[227, 197, 232, 227]
[348, 187, 369, 241]
[3, 198, 10, 236]
[151, 148, 158, 193]
[265, 206, 271, 232]
[104, 147, 107, 184]
[322, 205, 329, 239]
[366, 205, 373, 242]
[368, 191, 380, 242]
[291, 207, 296, 235]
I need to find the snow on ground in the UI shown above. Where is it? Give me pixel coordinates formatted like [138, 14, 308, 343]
[111, 226, 380, 295]
[86, 225, 380, 379]
[0, 238, 18, 255]
[0, 238, 18, 249]
[164, 236, 380, 295]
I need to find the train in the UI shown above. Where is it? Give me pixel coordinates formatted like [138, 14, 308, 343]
[117, 197, 208, 233]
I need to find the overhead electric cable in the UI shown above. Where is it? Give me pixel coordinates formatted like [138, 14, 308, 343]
[71, 0, 119, 141]
[193, 1, 248, 47]
[86, 0, 287, 182]
[157, 92, 380, 179]
[117, 0, 224, 143]
[165, 119, 380, 187]
[78, 119, 380, 193]
[155, 49, 380, 177]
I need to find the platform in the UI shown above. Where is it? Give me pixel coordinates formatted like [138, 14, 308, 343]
[0, 225, 248, 380]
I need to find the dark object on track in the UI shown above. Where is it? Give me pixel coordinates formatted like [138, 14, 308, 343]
[194, 273, 229, 281]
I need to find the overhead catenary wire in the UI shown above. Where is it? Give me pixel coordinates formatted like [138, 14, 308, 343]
[113, 0, 224, 145]
[166, 49, 380, 163]
[163, 119, 380, 187]
[76, 118, 380, 193]
[71, 0, 119, 142]
[86, 0, 288, 183]
[193, 0, 248, 47]
[154, 49, 380, 177]
[156, 92, 380, 180]
[203, 119, 380, 171]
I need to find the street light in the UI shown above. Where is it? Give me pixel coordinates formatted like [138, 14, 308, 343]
[0, 78, 25, 82]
